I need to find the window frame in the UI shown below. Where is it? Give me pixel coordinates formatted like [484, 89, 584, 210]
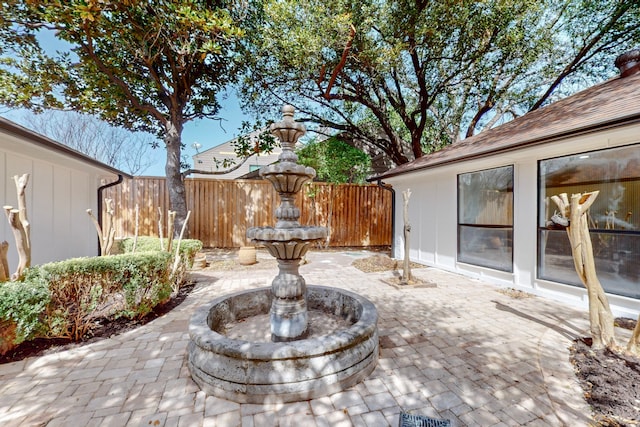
[537, 143, 640, 298]
[457, 165, 514, 273]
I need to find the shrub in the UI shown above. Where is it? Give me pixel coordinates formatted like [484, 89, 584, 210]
[120, 237, 202, 289]
[23, 251, 174, 341]
[120, 236, 202, 264]
[0, 237, 203, 353]
[0, 278, 50, 350]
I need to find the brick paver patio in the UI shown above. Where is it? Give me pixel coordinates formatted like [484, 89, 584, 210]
[0, 250, 595, 426]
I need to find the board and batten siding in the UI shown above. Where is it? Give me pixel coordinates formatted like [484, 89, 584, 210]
[1, 130, 119, 268]
[386, 124, 640, 318]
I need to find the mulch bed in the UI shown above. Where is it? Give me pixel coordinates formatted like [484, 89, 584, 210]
[351, 253, 424, 273]
[571, 321, 640, 427]
[0, 282, 195, 364]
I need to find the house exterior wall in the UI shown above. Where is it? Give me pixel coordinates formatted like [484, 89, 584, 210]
[386, 123, 640, 318]
[0, 129, 118, 268]
[191, 129, 283, 179]
[191, 149, 282, 179]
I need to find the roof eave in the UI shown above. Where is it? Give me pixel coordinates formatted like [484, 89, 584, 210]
[370, 113, 640, 182]
[0, 116, 133, 178]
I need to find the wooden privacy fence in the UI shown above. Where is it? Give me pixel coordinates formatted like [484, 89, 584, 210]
[103, 177, 392, 248]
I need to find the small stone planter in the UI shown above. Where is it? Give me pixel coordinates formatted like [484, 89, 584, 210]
[192, 252, 207, 269]
[238, 246, 257, 265]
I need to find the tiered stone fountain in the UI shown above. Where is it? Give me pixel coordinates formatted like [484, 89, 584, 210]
[188, 106, 379, 404]
[246, 105, 327, 342]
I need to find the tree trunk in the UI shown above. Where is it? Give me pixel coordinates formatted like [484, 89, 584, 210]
[551, 192, 616, 350]
[164, 121, 189, 238]
[0, 241, 9, 282]
[627, 315, 640, 355]
[401, 188, 412, 283]
[4, 207, 29, 280]
[14, 174, 30, 255]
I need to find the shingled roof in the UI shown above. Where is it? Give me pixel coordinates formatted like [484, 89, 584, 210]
[374, 69, 640, 180]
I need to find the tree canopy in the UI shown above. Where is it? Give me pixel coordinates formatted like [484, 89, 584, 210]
[297, 136, 371, 184]
[0, 0, 263, 231]
[241, 0, 640, 166]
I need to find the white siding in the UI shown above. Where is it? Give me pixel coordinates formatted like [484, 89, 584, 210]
[1, 130, 118, 269]
[191, 150, 282, 179]
[191, 135, 283, 180]
[387, 124, 640, 318]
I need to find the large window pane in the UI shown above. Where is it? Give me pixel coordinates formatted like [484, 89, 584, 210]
[458, 166, 514, 272]
[538, 144, 640, 298]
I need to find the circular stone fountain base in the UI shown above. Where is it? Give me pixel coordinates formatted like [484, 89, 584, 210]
[187, 286, 379, 404]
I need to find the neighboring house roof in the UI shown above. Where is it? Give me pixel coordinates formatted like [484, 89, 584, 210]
[374, 70, 640, 180]
[191, 127, 282, 180]
[0, 116, 132, 178]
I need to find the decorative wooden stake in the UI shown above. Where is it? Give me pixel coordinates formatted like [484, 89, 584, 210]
[158, 207, 165, 251]
[103, 199, 116, 255]
[323, 186, 334, 249]
[13, 174, 30, 254]
[132, 204, 140, 253]
[401, 188, 412, 284]
[166, 211, 176, 252]
[171, 210, 191, 279]
[0, 173, 32, 280]
[551, 191, 616, 350]
[628, 320, 640, 354]
[0, 241, 9, 282]
[87, 198, 116, 256]
[87, 208, 104, 254]
[3, 206, 29, 280]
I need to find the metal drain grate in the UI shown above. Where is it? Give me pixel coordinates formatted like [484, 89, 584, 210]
[398, 412, 451, 427]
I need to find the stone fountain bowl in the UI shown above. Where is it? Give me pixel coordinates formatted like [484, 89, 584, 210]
[260, 162, 316, 194]
[187, 285, 379, 404]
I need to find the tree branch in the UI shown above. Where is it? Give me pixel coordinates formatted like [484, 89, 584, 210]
[530, 3, 633, 111]
[322, 24, 356, 100]
[182, 152, 257, 178]
[79, 22, 166, 125]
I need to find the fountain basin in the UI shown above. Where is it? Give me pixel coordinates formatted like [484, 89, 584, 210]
[187, 285, 379, 404]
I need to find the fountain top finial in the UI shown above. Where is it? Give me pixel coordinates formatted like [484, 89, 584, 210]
[282, 104, 295, 117]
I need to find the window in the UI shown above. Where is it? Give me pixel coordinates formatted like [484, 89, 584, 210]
[249, 165, 262, 172]
[458, 166, 514, 272]
[538, 144, 640, 298]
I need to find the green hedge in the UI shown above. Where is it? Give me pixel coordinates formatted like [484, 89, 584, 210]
[119, 236, 202, 263]
[0, 279, 49, 346]
[25, 252, 174, 340]
[120, 237, 202, 290]
[0, 237, 203, 350]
